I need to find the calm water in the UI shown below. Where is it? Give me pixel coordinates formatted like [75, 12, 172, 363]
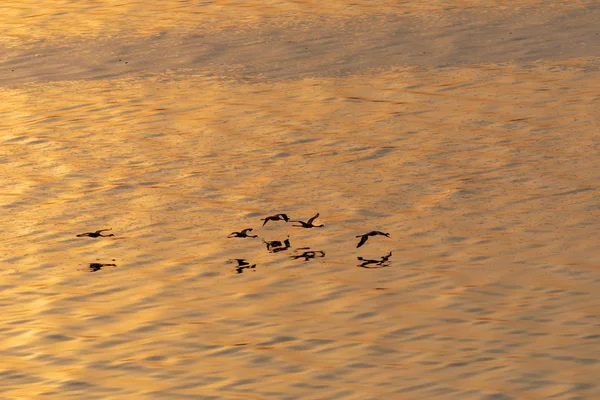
[1, 1, 600, 399]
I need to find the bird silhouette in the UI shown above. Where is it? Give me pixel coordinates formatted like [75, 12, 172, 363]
[356, 231, 390, 248]
[291, 213, 324, 228]
[261, 213, 290, 226]
[228, 228, 258, 238]
[76, 229, 114, 238]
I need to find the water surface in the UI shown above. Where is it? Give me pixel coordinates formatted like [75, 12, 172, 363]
[1, 1, 599, 398]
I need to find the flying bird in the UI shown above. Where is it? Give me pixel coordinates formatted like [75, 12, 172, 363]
[261, 213, 290, 226]
[76, 229, 114, 238]
[228, 228, 258, 238]
[291, 213, 324, 228]
[355, 231, 390, 248]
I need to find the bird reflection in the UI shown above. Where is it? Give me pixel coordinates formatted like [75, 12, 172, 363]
[89, 262, 117, 272]
[291, 248, 326, 261]
[263, 237, 291, 253]
[229, 258, 257, 274]
[228, 228, 258, 238]
[77, 229, 114, 238]
[357, 251, 392, 268]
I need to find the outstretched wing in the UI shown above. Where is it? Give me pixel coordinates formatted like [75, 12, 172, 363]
[241, 228, 253, 234]
[307, 213, 319, 224]
[261, 217, 271, 226]
[278, 213, 289, 221]
[356, 235, 368, 248]
[96, 228, 112, 234]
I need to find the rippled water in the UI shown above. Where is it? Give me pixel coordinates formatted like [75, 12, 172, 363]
[1, 1, 600, 399]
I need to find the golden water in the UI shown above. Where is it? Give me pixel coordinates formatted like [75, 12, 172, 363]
[1, 1, 599, 398]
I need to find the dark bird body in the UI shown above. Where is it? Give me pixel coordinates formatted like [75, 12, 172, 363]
[291, 213, 324, 228]
[356, 231, 390, 248]
[76, 229, 114, 238]
[261, 213, 290, 226]
[228, 228, 258, 238]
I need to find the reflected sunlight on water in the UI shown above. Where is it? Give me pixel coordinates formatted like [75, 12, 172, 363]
[1, 1, 599, 399]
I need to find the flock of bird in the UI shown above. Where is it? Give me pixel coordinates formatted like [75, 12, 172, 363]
[76, 213, 392, 273]
[225, 212, 392, 273]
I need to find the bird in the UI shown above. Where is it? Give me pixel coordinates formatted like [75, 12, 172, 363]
[291, 213, 324, 228]
[228, 228, 258, 238]
[355, 231, 390, 248]
[261, 213, 290, 226]
[76, 229, 114, 238]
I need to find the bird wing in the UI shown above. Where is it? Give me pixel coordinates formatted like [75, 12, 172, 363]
[96, 228, 112, 233]
[279, 213, 289, 221]
[356, 235, 368, 248]
[307, 213, 319, 224]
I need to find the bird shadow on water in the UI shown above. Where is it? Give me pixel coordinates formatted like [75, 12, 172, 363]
[263, 237, 291, 253]
[228, 259, 257, 274]
[87, 261, 117, 272]
[290, 247, 326, 262]
[76, 228, 115, 238]
[357, 252, 392, 269]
